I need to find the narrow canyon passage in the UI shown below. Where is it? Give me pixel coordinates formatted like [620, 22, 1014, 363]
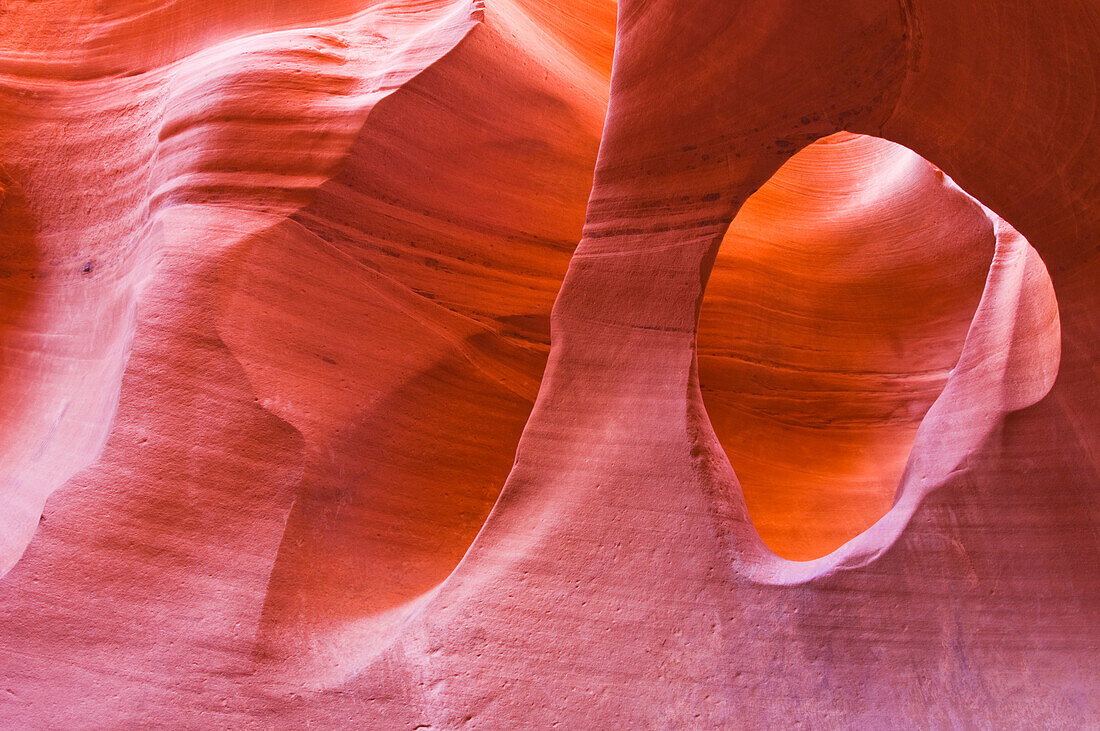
[0, 0, 1095, 726]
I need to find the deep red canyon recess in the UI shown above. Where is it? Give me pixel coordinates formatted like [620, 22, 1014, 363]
[0, 0, 1096, 726]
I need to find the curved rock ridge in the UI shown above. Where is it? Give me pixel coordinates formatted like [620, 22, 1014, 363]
[220, 0, 614, 681]
[0, 0, 1096, 727]
[0, 0, 484, 577]
[0, 0, 615, 723]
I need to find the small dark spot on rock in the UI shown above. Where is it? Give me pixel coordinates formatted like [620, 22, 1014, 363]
[701, 193, 720, 202]
[775, 139, 791, 148]
[81, 261, 94, 274]
[321, 355, 337, 365]
[801, 116, 811, 125]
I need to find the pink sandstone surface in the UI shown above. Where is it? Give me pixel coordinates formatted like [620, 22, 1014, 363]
[0, 0, 1096, 726]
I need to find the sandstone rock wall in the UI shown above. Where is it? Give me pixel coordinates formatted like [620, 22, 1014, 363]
[0, 0, 1095, 726]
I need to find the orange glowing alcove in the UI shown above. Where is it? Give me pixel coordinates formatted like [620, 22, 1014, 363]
[698, 133, 1000, 561]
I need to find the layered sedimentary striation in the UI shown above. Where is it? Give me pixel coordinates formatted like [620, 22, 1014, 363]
[0, 0, 1096, 726]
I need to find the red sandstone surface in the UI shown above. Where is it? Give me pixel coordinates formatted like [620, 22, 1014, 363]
[0, 0, 1096, 726]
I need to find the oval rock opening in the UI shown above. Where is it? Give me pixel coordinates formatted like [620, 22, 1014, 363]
[697, 132, 999, 561]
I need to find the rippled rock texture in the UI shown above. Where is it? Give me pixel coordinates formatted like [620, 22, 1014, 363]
[0, 0, 1096, 726]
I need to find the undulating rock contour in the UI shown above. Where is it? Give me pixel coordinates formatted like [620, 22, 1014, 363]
[0, 0, 1096, 726]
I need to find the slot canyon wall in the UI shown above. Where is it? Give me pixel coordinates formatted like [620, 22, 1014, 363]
[0, 0, 1096, 726]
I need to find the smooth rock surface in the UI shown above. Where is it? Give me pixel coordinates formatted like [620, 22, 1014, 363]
[0, 0, 1096, 726]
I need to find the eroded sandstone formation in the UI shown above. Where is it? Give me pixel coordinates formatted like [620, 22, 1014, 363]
[0, 0, 1096, 726]
[700, 133, 1004, 560]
